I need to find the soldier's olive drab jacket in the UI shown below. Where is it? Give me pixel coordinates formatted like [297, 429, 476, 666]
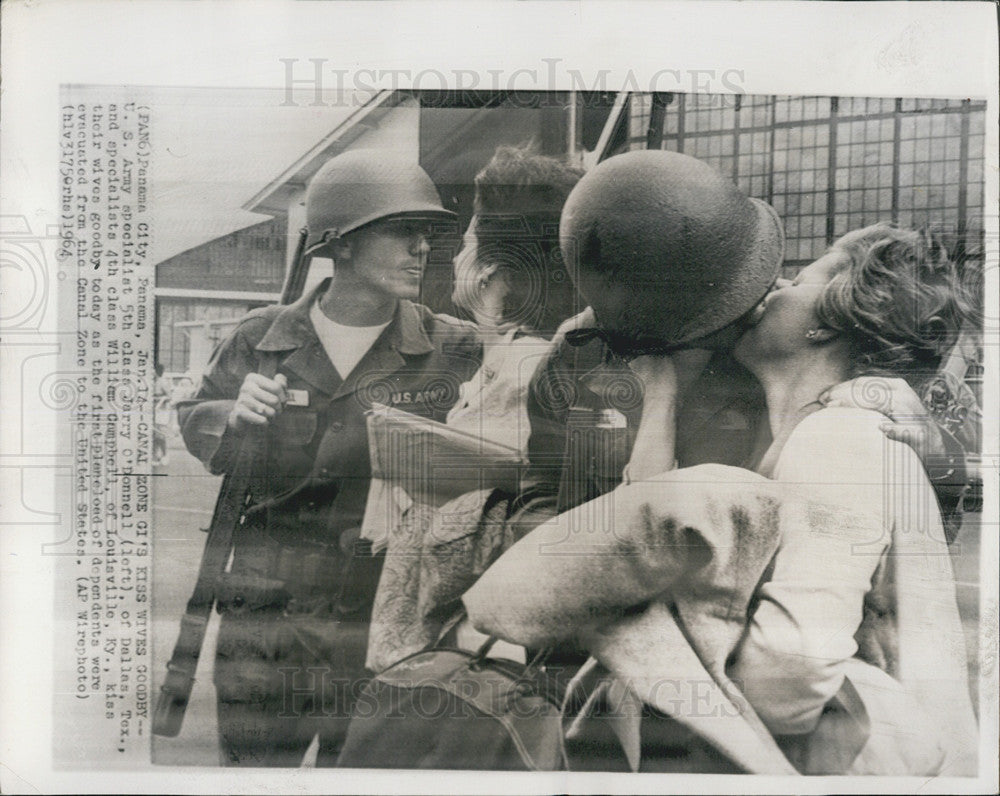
[521, 335, 972, 536]
[177, 279, 482, 549]
[521, 334, 768, 508]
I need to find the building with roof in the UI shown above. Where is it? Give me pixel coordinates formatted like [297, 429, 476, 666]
[154, 89, 985, 394]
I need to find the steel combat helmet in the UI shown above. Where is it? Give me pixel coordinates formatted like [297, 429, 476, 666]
[560, 150, 785, 354]
[304, 149, 456, 254]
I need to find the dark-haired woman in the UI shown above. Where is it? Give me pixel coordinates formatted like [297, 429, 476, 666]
[363, 146, 585, 672]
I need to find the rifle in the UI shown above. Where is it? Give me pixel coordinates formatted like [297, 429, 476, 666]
[153, 228, 310, 737]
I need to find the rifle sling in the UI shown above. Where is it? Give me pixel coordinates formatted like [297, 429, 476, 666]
[155, 351, 279, 735]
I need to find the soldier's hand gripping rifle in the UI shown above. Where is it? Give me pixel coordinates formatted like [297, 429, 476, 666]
[153, 228, 310, 737]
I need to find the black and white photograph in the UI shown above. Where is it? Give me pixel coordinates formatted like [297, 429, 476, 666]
[1, 2, 997, 794]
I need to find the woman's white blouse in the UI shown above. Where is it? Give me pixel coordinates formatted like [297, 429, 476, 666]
[731, 406, 976, 773]
[445, 330, 553, 454]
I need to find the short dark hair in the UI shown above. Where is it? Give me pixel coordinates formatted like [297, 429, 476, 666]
[467, 145, 585, 336]
[474, 145, 584, 217]
[817, 223, 976, 380]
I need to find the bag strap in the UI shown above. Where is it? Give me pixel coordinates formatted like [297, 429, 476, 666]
[435, 609, 554, 683]
[434, 609, 469, 649]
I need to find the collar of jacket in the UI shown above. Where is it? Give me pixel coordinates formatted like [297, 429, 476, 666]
[253, 278, 436, 398]
[255, 278, 435, 356]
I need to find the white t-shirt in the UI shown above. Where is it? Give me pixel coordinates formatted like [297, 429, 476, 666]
[310, 299, 390, 379]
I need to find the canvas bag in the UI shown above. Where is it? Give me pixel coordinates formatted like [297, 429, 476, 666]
[336, 635, 566, 771]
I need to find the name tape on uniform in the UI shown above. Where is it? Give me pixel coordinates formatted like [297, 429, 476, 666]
[286, 389, 310, 407]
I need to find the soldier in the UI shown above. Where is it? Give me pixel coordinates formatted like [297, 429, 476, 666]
[177, 149, 481, 766]
[468, 151, 977, 774]
[521, 151, 970, 529]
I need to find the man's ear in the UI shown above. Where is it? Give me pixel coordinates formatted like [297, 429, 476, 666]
[478, 262, 502, 287]
[809, 326, 839, 343]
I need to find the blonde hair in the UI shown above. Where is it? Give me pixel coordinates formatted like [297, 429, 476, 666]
[816, 223, 976, 380]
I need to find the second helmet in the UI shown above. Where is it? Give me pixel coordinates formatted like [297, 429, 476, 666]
[560, 150, 784, 354]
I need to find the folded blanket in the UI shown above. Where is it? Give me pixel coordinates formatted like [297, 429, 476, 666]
[464, 462, 976, 775]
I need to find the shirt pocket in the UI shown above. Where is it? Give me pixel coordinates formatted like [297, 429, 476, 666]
[272, 408, 319, 447]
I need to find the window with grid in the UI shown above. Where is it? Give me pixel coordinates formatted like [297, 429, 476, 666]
[155, 299, 254, 373]
[622, 92, 986, 271]
[737, 95, 775, 203]
[771, 98, 831, 264]
[156, 299, 190, 373]
[832, 99, 896, 240]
